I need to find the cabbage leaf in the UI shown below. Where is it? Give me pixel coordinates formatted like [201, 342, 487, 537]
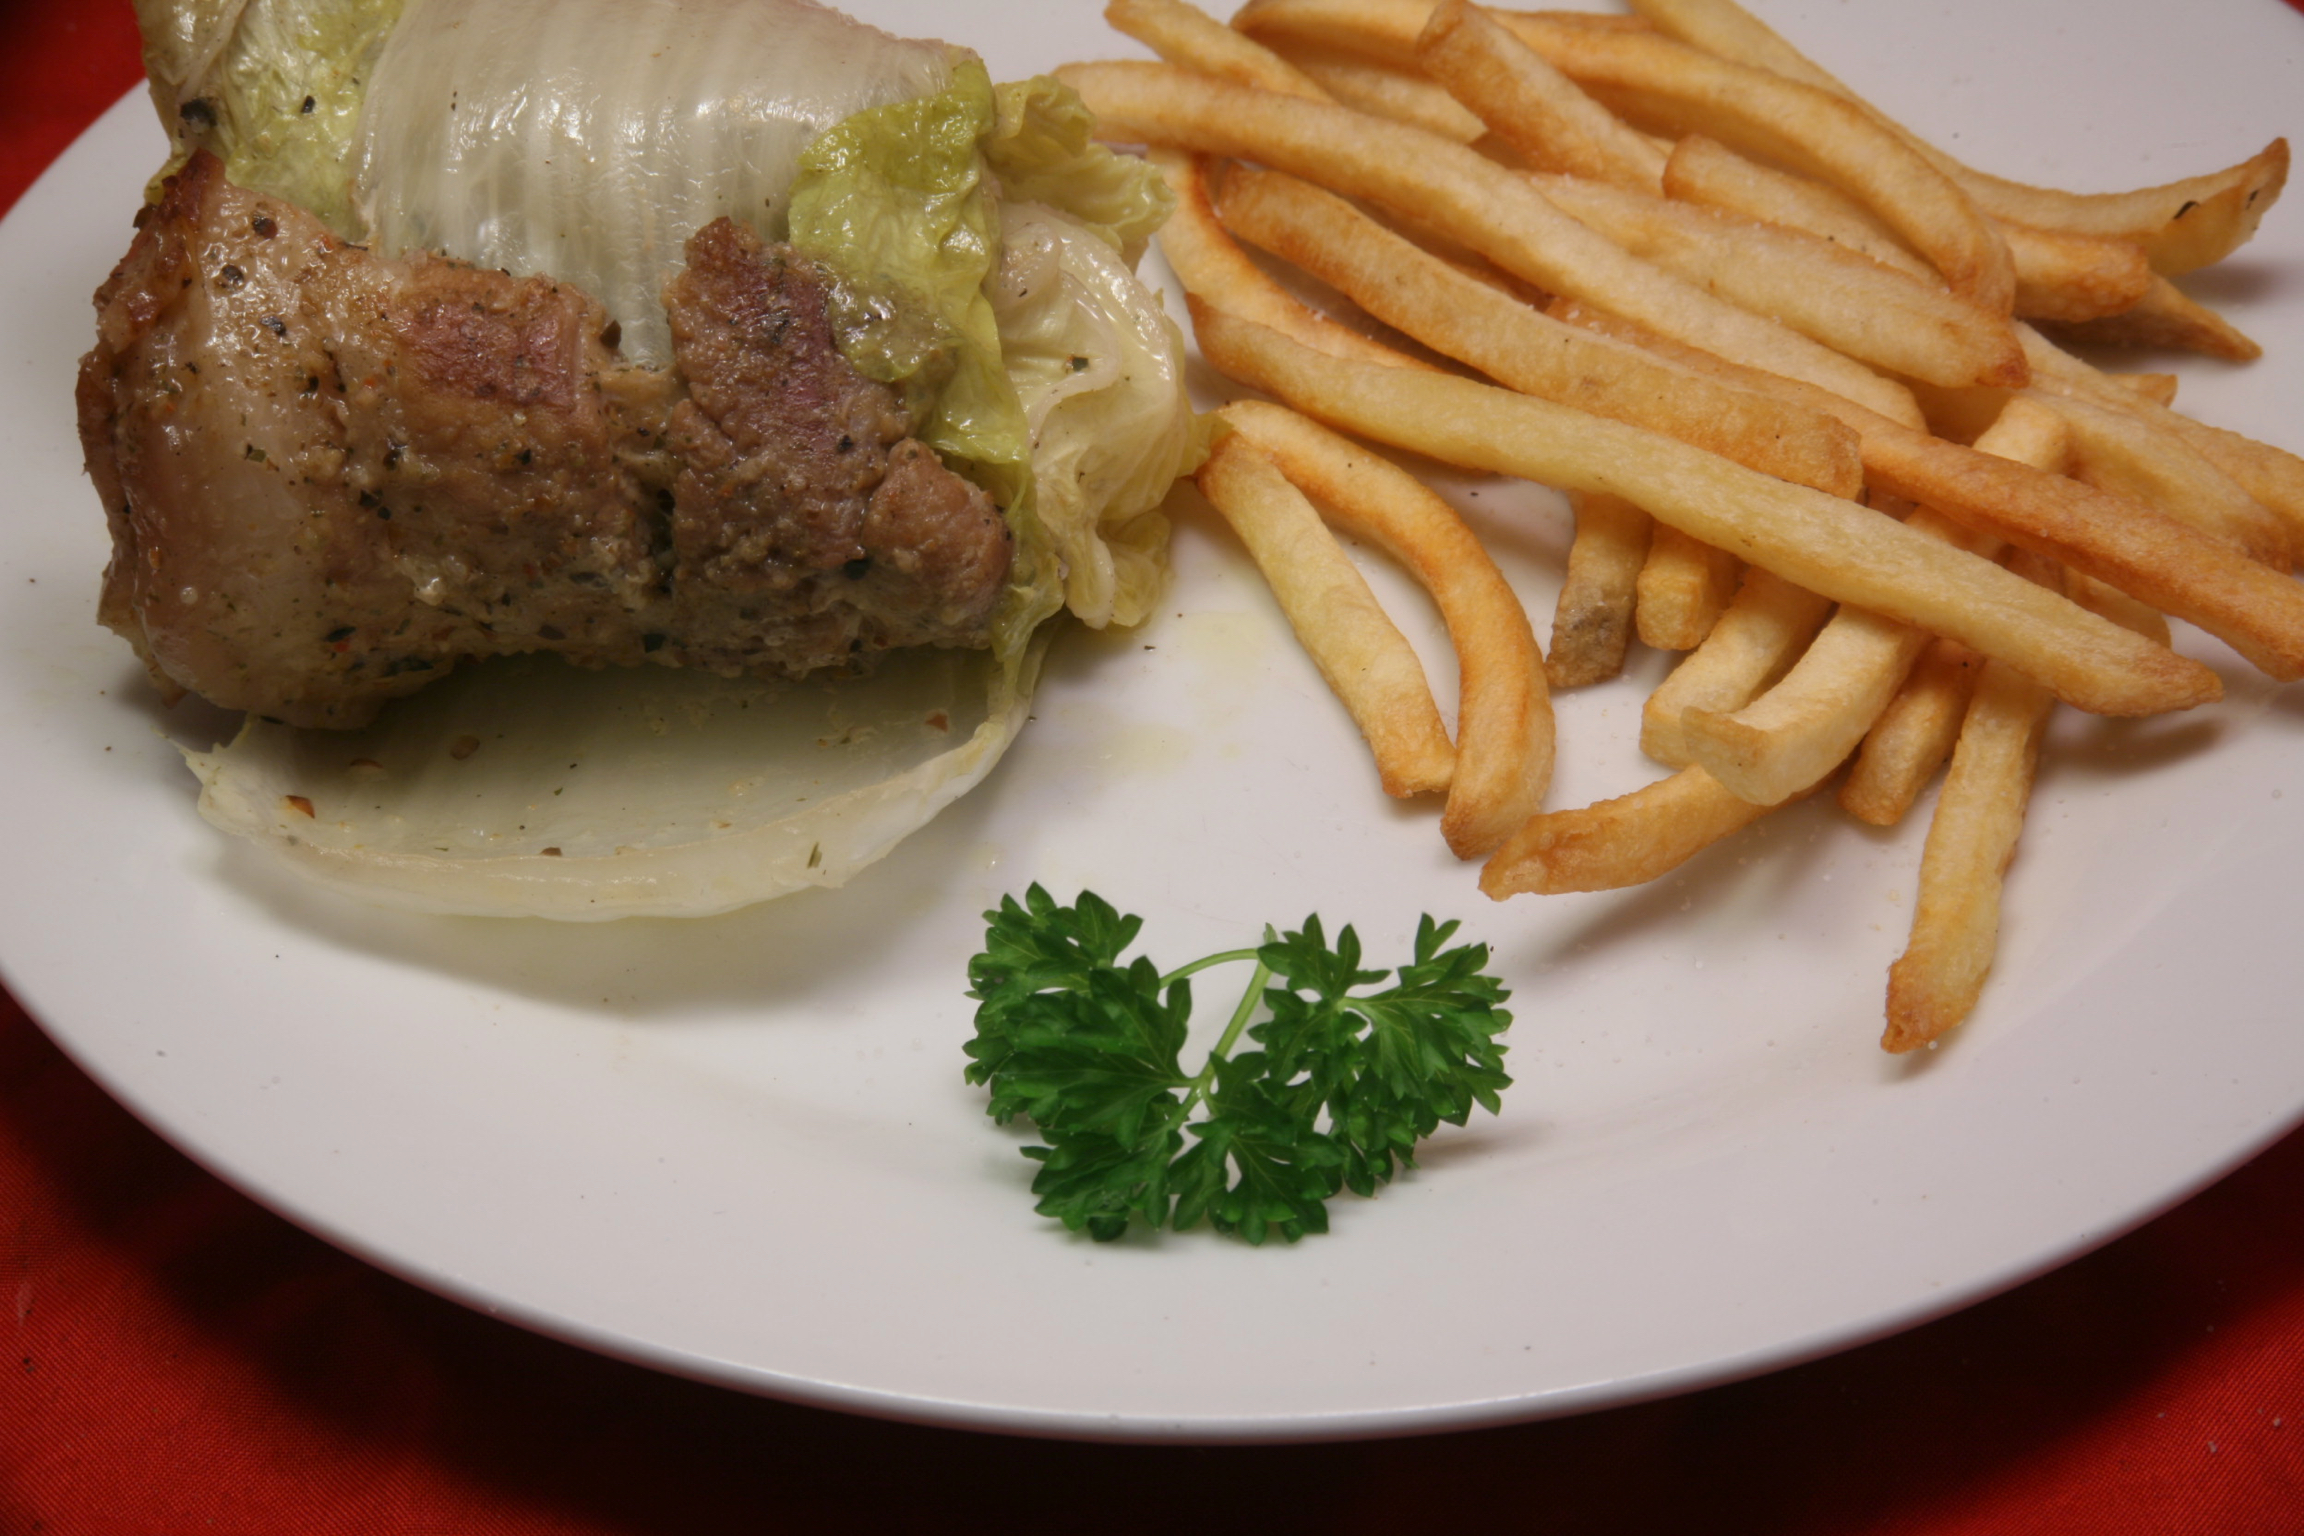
[789, 65, 1202, 634]
[133, 0, 402, 235]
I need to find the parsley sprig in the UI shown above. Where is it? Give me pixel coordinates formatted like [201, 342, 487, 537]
[963, 886, 1514, 1244]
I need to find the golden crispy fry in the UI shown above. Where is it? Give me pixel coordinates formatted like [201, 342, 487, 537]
[1195, 431, 1455, 796]
[1881, 549, 2066, 1051]
[1193, 301, 2219, 717]
[1502, 17, 2014, 312]
[1881, 645, 2056, 1051]
[1210, 162, 1865, 494]
[1232, 2, 2017, 312]
[1480, 764, 1774, 896]
[1661, 134, 2151, 324]
[1687, 396, 2068, 809]
[2065, 575, 2172, 648]
[1642, 567, 1832, 768]
[1053, 59, 1926, 423]
[1622, 0, 2289, 274]
[2044, 273, 2263, 362]
[1683, 602, 1936, 807]
[1273, 41, 1489, 141]
[1635, 524, 1739, 651]
[1661, 133, 1936, 279]
[1220, 402, 1554, 854]
[1838, 638, 1983, 827]
[1416, 0, 1667, 189]
[1550, 490, 1652, 689]
[2041, 391, 2290, 570]
[1107, 0, 1333, 97]
[1236, 0, 1649, 49]
[1147, 149, 1426, 371]
[2020, 326, 2304, 543]
[1551, 299, 2304, 682]
[2110, 372, 2179, 407]
[1855, 431, 2304, 677]
[1960, 144, 2289, 279]
[1996, 221, 2155, 325]
[1533, 172, 2026, 388]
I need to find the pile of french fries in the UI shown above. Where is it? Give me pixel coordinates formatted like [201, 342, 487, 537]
[1059, 0, 2300, 1052]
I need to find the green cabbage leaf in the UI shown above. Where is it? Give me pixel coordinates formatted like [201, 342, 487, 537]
[133, 0, 401, 236]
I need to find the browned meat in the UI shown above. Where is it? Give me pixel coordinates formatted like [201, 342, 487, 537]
[78, 152, 1014, 728]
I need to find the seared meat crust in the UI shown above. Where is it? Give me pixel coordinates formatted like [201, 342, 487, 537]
[79, 153, 1014, 728]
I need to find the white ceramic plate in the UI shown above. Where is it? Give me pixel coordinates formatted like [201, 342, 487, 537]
[5, 0, 2302, 1441]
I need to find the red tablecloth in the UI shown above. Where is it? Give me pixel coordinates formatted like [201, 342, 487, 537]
[5, 4, 2302, 1531]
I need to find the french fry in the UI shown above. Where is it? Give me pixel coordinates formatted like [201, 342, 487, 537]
[1194, 431, 1455, 797]
[1681, 599, 1938, 807]
[1220, 401, 1555, 855]
[1480, 764, 1775, 896]
[1635, 524, 1739, 651]
[2020, 325, 2304, 542]
[1067, 0, 2296, 1055]
[1881, 645, 2055, 1051]
[1670, 395, 2063, 808]
[1661, 133, 1937, 280]
[1853, 421, 2304, 678]
[1621, 0, 2289, 274]
[1549, 490, 1652, 689]
[1230, 1, 2018, 313]
[1549, 299, 2304, 682]
[1236, 0, 1649, 52]
[1106, 0, 1334, 98]
[1641, 567, 1832, 768]
[1275, 41, 1489, 142]
[1939, 142, 2287, 281]
[1415, 0, 1667, 190]
[1209, 161, 1865, 494]
[1532, 172, 2027, 388]
[1507, 21, 2016, 313]
[2041, 391, 2290, 570]
[2043, 273, 2263, 362]
[2110, 372, 2179, 408]
[1661, 135, 2153, 324]
[1997, 221, 2156, 326]
[1881, 550, 2068, 1052]
[2065, 574, 2171, 650]
[1668, 134, 2147, 324]
[1147, 149, 1428, 372]
[1838, 638, 1983, 828]
[1054, 59, 1927, 424]
[1192, 300, 2220, 717]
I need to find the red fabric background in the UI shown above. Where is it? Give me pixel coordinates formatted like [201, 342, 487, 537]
[5, 2, 2303, 1531]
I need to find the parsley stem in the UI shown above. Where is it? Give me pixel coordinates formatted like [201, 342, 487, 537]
[1178, 955, 1272, 1117]
[1157, 948, 1261, 989]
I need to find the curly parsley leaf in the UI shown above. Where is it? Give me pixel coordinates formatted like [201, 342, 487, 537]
[964, 887, 1514, 1244]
